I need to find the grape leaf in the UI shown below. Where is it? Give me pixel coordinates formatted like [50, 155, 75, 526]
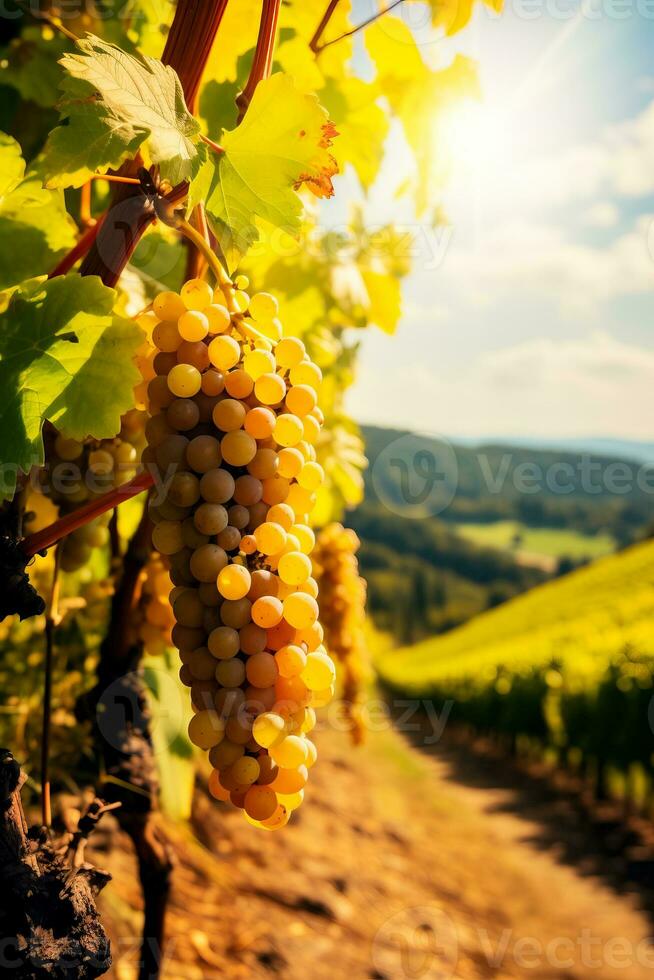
[0, 133, 25, 200]
[0, 134, 77, 290]
[196, 73, 338, 256]
[0, 29, 70, 109]
[319, 77, 388, 190]
[0, 275, 142, 499]
[279, 1, 355, 82]
[419, 0, 503, 35]
[43, 34, 204, 189]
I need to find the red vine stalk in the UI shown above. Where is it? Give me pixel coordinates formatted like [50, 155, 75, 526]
[49, 218, 104, 278]
[21, 471, 154, 559]
[310, 0, 341, 52]
[236, 0, 283, 123]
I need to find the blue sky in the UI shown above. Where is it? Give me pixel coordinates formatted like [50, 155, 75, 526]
[335, 1, 654, 439]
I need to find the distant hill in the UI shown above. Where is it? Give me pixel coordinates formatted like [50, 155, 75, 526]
[360, 425, 654, 544]
[349, 426, 654, 644]
[376, 536, 654, 692]
[451, 435, 654, 466]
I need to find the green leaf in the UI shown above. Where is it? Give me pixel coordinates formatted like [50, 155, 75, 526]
[0, 133, 25, 200]
[0, 29, 70, 109]
[43, 34, 204, 188]
[0, 275, 142, 499]
[0, 133, 77, 290]
[196, 73, 338, 256]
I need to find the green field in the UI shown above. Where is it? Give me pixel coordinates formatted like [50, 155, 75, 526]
[376, 540, 654, 803]
[452, 520, 615, 561]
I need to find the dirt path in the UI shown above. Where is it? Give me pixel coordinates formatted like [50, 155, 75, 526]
[96, 722, 654, 980]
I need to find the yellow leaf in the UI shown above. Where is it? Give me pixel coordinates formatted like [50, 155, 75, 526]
[205, 0, 261, 83]
[320, 77, 389, 189]
[276, 35, 325, 92]
[365, 17, 480, 213]
[362, 268, 402, 334]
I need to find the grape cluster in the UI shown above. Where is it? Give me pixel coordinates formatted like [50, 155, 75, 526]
[135, 556, 176, 657]
[29, 411, 145, 573]
[144, 276, 335, 830]
[312, 524, 368, 745]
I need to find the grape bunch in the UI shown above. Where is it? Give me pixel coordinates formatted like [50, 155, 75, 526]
[312, 524, 368, 745]
[135, 556, 176, 657]
[144, 275, 335, 830]
[28, 411, 146, 573]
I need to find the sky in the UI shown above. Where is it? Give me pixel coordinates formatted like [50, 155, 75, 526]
[335, 0, 654, 441]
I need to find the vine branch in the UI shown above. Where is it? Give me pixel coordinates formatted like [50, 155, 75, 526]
[41, 546, 61, 829]
[21, 471, 154, 560]
[236, 0, 283, 123]
[310, 0, 341, 52]
[314, 0, 406, 51]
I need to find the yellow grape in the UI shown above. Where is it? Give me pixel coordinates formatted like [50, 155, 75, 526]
[153, 290, 186, 320]
[302, 650, 336, 690]
[269, 735, 307, 768]
[290, 360, 322, 389]
[230, 755, 260, 786]
[208, 769, 231, 801]
[252, 711, 286, 748]
[221, 430, 257, 466]
[181, 278, 214, 310]
[244, 406, 276, 439]
[168, 364, 202, 397]
[278, 551, 312, 586]
[277, 447, 304, 480]
[251, 596, 284, 628]
[244, 785, 277, 821]
[270, 765, 307, 794]
[274, 413, 304, 448]
[266, 503, 295, 530]
[178, 310, 209, 342]
[217, 564, 251, 601]
[253, 523, 285, 556]
[244, 348, 275, 380]
[209, 335, 241, 371]
[188, 710, 224, 749]
[205, 304, 231, 334]
[254, 373, 286, 405]
[302, 414, 321, 444]
[213, 398, 247, 432]
[286, 385, 317, 417]
[275, 337, 305, 368]
[298, 461, 324, 491]
[275, 644, 307, 678]
[249, 291, 279, 322]
[283, 593, 319, 630]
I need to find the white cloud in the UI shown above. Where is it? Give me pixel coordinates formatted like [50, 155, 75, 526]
[438, 214, 654, 312]
[583, 202, 620, 228]
[348, 333, 654, 439]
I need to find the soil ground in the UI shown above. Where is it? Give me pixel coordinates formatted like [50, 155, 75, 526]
[95, 719, 654, 980]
